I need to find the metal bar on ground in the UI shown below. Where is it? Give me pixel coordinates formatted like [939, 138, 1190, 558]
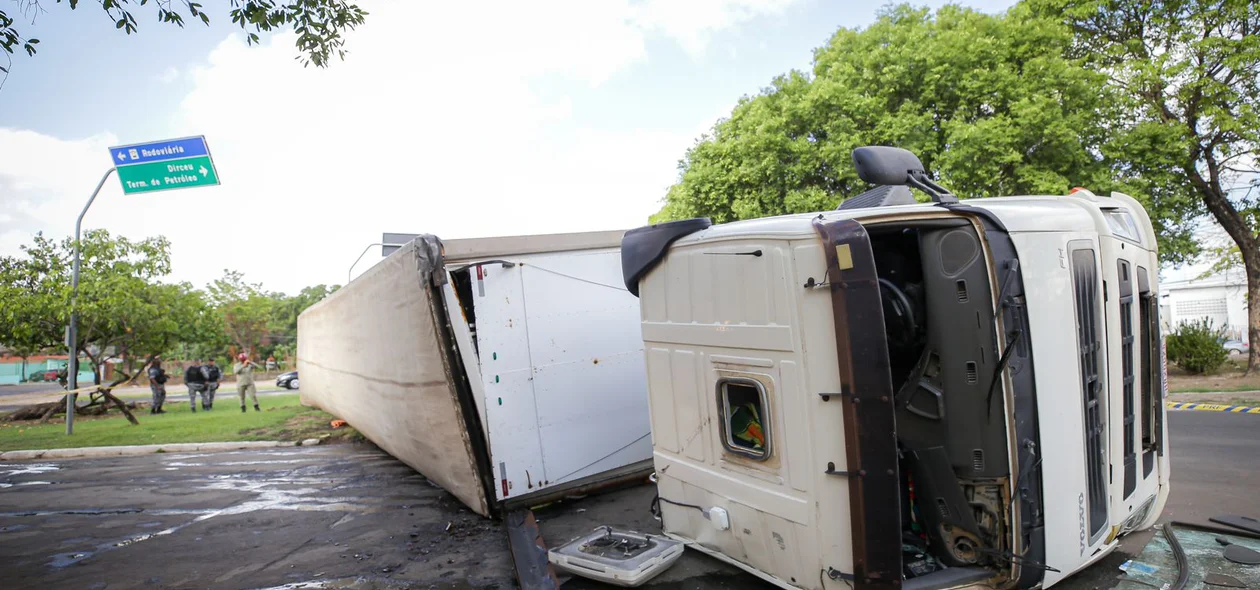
[504, 508, 560, 590]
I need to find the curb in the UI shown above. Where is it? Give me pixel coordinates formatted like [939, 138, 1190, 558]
[0, 438, 323, 461]
[1165, 401, 1260, 414]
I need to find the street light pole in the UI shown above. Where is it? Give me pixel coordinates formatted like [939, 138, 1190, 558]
[348, 243, 384, 284]
[66, 167, 117, 435]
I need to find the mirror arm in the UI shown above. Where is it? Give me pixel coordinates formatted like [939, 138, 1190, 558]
[905, 175, 959, 204]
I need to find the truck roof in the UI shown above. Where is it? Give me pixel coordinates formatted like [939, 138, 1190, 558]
[668, 193, 1151, 247]
[441, 229, 626, 263]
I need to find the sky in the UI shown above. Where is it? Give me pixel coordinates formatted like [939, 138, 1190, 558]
[0, 0, 1018, 294]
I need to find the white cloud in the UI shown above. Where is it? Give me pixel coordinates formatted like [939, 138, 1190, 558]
[633, 0, 797, 57]
[160, 66, 180, 84]
[0, 0, 800, 293]
[0, 129, 119, 251]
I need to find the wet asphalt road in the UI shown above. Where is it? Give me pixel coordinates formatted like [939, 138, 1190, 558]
[0, 383, 64, 396]
[0, 446, 514, 589]
[0, 410, 1254, 589]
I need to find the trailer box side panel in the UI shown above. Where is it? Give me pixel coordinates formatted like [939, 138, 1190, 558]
[298, 242, 490, 516]
[472, 249, 651, 502]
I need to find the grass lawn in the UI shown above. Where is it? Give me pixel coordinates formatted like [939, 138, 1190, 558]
[0, 393, 361, 452]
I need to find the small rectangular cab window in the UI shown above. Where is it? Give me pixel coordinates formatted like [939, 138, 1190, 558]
[718, 379, 771, 459]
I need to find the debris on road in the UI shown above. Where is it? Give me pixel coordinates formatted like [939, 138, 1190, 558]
[549, 526, 683, 587]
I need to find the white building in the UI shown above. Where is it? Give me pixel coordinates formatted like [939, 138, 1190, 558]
[1160, 269, 1249, 342]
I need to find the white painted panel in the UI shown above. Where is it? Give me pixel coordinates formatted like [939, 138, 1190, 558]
[642, 323, 795, 351]
[1013, 231, 1103, 585]
[475, 262, 547, 501]
[673, 350, 707, 462]
[647, 348, 680, 453]
[515, 250, 652, 488]
[779, 360, 809, 493]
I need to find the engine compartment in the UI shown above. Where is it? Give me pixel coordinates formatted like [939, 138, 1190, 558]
[867, 220, 1012, 585]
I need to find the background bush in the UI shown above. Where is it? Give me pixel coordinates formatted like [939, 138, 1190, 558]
[1166, 318, 1228, 375]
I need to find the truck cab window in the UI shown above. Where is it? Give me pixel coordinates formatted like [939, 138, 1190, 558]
[718, 379, 770, 459]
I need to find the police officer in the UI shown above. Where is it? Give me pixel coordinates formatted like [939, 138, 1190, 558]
[184, 359, 207, 413]
[201, 359, 223, 410]
[147, 359, 169, 414]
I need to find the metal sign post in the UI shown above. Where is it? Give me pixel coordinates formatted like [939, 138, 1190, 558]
[65, 167, 117, 435]
[64, 136, 220, 435]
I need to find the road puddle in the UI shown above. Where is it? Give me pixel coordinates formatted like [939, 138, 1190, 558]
[0, 463, 59, 477]
[43, 469, 367, 569]
[0, 481, 53, 488]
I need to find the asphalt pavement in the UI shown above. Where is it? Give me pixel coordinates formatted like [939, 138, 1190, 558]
[0, 410, 1253, 589]
[0, 383, 64, 397]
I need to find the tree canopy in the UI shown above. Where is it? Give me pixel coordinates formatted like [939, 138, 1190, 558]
[1, 0, 367, 76]
[652, 3, 1202, 265]
[1035, 0, 1260, 368]
[0, 231, 337, 381]
[0, 230, 201, 383]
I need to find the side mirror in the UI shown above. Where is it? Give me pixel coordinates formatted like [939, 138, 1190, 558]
[851, 146, 958, 204]
[852, 146, 926, 186]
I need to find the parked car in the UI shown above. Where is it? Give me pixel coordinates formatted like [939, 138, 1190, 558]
[1223, 339, 1250, 354]
[276, 371, 299, 389]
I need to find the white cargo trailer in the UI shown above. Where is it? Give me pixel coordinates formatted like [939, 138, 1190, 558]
[298, 231, 652, 517]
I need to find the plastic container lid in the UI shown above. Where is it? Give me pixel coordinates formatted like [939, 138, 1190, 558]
[548, 526, 685, 587]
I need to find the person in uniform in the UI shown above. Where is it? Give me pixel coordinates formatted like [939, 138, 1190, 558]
[146, 359, 168, 414]
[235, 353, 259, 412]
[184, 359, 207, 413]
[200, 359, 223, 410]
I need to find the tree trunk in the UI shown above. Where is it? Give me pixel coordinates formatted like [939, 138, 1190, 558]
[100, 389, 140, 426]
[1187, 163, 1260, 373]
[1247, 260, 1260, 374]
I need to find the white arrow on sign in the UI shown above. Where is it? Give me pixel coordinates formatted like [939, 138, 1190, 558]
[198, 166, 208, 177]
[116, 152, 126, 161]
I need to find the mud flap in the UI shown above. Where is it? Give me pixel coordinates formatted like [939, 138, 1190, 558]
[812, 217, 902, 590]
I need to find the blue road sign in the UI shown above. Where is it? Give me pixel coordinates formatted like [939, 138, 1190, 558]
[109, 136, 210, 166]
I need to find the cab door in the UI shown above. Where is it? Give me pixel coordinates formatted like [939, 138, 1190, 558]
[811, 217, 901, 590]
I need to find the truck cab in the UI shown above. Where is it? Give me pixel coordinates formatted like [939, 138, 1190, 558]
[620, 148, 1170, 590]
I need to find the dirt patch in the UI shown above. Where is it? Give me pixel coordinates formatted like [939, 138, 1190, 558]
[1167, 391, 1260, 406]
[239, 409, 364, 444]
[1166, 358, 1260, 393]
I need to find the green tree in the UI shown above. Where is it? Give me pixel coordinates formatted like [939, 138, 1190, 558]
[1037, 0, 1260, 370]
[2, 0, 367, 76]
[0, 230, 203, 384]
[270, 283, 338, 336]
[207, 270, 274, 357]
[0, 233, 66, 357]
[652, 3, 1200, 265]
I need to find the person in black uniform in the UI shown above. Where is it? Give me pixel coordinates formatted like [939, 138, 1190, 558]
[183, 360, 207, 413]
[147, 359, 169, 414]
[200, 359, 223, 410]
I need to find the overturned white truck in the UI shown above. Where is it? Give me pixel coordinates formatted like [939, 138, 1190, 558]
[621, 147, 1171, 590]
[298, 231, 653, 517]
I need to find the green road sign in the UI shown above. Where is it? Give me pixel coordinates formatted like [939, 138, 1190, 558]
[115, 156, 219, 194]
[109, 136, 220, 195]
